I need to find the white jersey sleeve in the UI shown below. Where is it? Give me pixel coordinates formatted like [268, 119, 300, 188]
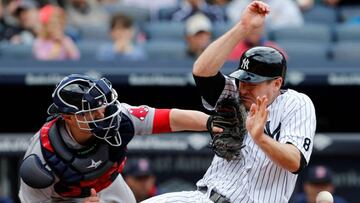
[277, 90, 316, 163]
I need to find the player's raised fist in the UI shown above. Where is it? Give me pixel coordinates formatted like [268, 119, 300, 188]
[240, 1, 270, 32]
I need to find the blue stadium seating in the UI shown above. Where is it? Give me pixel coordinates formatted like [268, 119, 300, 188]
[158, 6, 179, 21]
[78, 25, 109, 42]
[277, 41, 330, 64]
[334, 24, 360, 42]
[0, 44, 33, 60]
[212, 22, 235, 39]
[144, 22, 185, 41]
[302, 5, 338, 25]
[144, 40, 186, 60]
[77, 41, 107, 60]
[270, 24, 332, 44]
[331, 42, 360, 62]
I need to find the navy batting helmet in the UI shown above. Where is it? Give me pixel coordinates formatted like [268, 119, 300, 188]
[48, 74, 123, 146]
[229, 46, 286, 85]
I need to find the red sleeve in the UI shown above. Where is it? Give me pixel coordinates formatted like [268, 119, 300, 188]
[152, 109, 172, 134]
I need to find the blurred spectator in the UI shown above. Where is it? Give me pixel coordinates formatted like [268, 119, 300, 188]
[227, 25, 286, 61]
[293, 165, 348, 203]
[33, 5, 80, 60]
[65, 0, 109, 29]
[0, 0, 22, 42]
[322, 0, 360, 6]
[99, 0, 119, 3]
[123, 158, 158, 203]
[169, 0, 227, 23]
[96, 13, 146, 61]
[116, 0, 178, 20]
[11, 0, 40, 45]
[207, 0, 232, 6]
[2, 0, 18, 24]
[36, 0, 66, 8]
[295, 0, 314, 11]
[185, 13, 212, 59]
[227, 0, 304, 29]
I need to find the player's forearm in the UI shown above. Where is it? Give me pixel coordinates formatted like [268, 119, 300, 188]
[169, 109, 208, 132]
[193, 22, 250, 77]
[256, 134, 301, 172]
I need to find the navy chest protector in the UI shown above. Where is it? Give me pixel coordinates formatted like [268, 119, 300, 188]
[20, 115, 135, 198]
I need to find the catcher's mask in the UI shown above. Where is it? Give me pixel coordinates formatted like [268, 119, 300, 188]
[229, 46, 287, 86]
[47, 74, 122, 146]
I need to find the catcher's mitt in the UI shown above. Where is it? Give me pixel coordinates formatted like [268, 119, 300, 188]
[207, 97, 247, 161]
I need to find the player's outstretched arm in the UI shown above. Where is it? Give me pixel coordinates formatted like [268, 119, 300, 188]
[193, 1, 270, 77]
[169, 109, 208, 132]
[169, 109, 222, 132]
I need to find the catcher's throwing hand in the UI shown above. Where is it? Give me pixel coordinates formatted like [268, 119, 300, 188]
[246, 96, 269, 143]
[207, 97, 247, 161]
[83, 188, 99, 203]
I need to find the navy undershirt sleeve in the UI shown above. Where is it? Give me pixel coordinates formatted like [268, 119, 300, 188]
[193, 72, 226, 107]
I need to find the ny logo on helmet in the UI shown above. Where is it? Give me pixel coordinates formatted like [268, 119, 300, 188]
[241, 58, 250, 70]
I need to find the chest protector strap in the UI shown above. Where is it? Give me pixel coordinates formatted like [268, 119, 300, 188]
[40, 118, 127, 198]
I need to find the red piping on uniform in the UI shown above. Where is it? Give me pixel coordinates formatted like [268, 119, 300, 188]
[40, 118, 58, 153]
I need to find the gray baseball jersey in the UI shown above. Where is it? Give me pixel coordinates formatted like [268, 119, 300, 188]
[19, 103, 165, 203]
[142, 76, 316, 203]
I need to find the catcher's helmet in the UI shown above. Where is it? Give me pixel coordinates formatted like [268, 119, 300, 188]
[48, 74, 122, 146]
[229, 46, 286, 85]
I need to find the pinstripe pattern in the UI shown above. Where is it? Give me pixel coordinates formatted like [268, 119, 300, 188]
[142, 191, 214, 203]
[198, 78, 316, 203]
[142, 77, 316, 203]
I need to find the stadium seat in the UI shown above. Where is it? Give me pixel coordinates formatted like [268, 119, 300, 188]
[331, 42, 360, 62]
[302, 5, 338, 25]
[77, 41, 108, 60]
[334, 24, 360, 42]
[277, 41, 330, 64]
[0, 44, 34, 60]
[270, 24, 332, 44]
[144, 22, 185, 41]
[144, 40, 186, 60]
[78, 25, 109, 42]
[158, 6, 179, 21]
[212, 22, 235, 39]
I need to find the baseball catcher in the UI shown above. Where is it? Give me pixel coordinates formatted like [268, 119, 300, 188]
[207, 97, 247, 161]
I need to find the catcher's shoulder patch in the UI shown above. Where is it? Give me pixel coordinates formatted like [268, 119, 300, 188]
[129, 106, 149, 121]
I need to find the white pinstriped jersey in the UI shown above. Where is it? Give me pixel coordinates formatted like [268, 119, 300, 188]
[197, 76, 316, 203]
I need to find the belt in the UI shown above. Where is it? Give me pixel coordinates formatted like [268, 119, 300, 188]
[198, 186, 230, 203]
